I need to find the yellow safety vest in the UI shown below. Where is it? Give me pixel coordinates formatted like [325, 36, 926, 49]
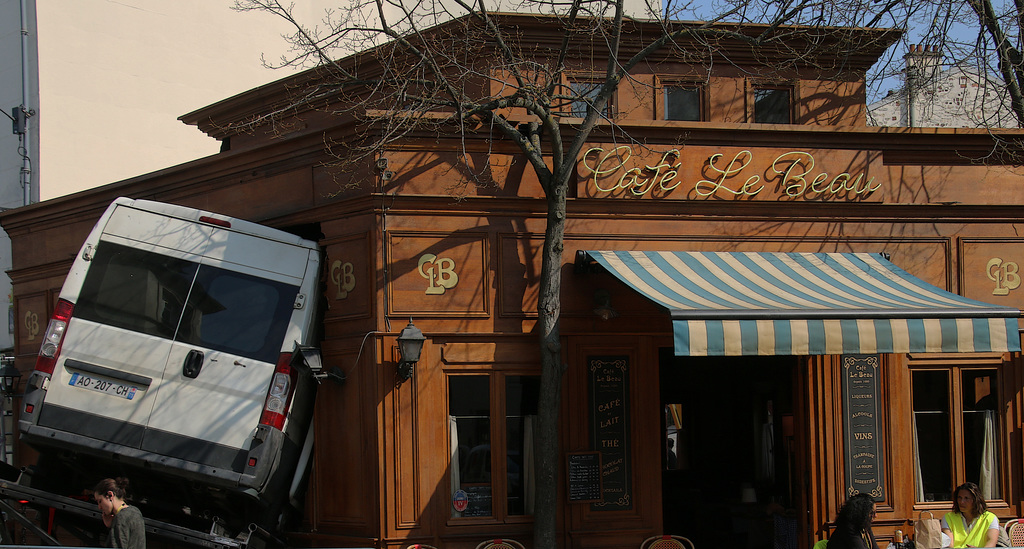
[945, 511, 997, 548]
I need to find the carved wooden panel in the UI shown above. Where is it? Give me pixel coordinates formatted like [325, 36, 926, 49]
[15, 292, 49, 356]
[392, 342, 420, 529]
[309, 347, 373, 531]
[388, 232, 488, 316]
[323, 233, 373, 320]
[960, 239, 1024, 309]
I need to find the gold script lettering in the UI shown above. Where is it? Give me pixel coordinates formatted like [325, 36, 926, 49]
[694, 151, 763, 197]
[987, 257, 1021, 296]
[773, 151, 880, 198]
[418, 254, 459, 295]
[23, 311, 38, 342]
[330, 260, 356, 299]
[583, 146, 682, 197]
[580, 147, 878, 200]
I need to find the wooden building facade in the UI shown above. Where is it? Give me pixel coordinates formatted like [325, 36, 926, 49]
[3, 14, 1024, 549]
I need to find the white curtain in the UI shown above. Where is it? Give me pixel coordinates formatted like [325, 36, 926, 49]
[524, 415, 536, 515]
[979, 410, 1000, 499]
[913, 415, 924, 502]
[449, 415, 462, 518]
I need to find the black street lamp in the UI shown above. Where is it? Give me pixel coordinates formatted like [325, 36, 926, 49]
[0, 358, 20, 398]
[0, 357, 19, 465]
[396, 320, 426, 381]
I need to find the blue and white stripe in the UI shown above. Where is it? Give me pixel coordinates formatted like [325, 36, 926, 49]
[584, 250, 1021, 357]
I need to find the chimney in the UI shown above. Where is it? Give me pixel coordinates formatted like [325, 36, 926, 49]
[905, 44, 942, 83]
[904, 44, 942, 127]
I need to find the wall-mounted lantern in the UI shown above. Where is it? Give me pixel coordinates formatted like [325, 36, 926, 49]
[0, 358, 20, 398]
[396, 320, 426, 381]
[0, 357, 19, 464]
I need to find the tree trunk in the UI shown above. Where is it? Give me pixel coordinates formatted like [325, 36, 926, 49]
[533, 176, 569, 549]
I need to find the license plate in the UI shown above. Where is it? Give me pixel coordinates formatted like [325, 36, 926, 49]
[68, 372, 138, 400]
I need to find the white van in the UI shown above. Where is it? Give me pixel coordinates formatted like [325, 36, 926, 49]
[18, 197, 322, 532]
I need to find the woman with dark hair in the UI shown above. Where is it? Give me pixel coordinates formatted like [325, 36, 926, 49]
[93, 477, 146, 549]
[827, 493, 878, 549]
[941, 482, 998, 548]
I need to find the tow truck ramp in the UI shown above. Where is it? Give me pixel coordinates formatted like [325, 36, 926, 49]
[0, 480, 279, 548]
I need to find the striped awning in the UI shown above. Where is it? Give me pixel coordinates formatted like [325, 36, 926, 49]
[581, 250, 1021, 357]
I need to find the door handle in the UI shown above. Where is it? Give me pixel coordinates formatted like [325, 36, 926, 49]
[183, 349, 204, 379]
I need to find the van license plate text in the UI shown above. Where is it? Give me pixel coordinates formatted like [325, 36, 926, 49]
[68, 373, 137, 400]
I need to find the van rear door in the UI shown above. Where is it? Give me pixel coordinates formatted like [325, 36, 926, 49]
[38, 207, 213, 449]
[139, 226, 314, 470]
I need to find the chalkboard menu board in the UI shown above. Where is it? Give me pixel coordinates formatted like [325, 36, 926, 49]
[461, 484, 492, 517]
[567, 452, 602, 502]
[842, 354, 885, 498]
[588, 355, 632, 511]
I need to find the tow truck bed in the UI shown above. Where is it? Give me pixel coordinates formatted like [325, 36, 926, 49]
[0, 479, 279, 548]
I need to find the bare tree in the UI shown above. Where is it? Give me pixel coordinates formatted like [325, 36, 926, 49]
[859, 0, 1024, 129]
[227, 1, 923, 547]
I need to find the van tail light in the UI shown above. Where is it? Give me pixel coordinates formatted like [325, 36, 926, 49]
[259, 353, 296, 431]
[34, 299, 74, 375]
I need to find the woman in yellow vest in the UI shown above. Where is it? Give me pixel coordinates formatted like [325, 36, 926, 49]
[941, 482, 999, 548]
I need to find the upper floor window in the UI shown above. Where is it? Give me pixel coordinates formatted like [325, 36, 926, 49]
[662, 84, 703, 121]
[753, 86, 792, 124]
[568, 78, 612, 118]
[913, 366, 1001, 502]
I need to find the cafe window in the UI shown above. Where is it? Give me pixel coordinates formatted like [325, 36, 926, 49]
[449, 374, 539, 519]
[753, 86, 792, 124]
[568, 78, 612, 118]
[912, 367, 1001, 502]
[662, 84, 703, 121]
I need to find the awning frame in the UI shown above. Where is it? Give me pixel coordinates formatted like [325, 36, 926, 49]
[578, 250, 1022, 356]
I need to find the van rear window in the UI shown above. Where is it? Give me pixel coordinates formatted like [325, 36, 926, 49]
[177, 268, 298, 362]
[76, 242, 300, 363]
[76, 243, 197, 339]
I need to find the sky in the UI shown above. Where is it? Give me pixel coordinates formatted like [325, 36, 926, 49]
[32, 0, 999, 199]
[32, 0, 331, 199]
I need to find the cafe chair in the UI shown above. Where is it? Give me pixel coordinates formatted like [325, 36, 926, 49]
[640, 534, 695, 549]
[476, 539, 525, 549]
[1005, 519, 1024, 547]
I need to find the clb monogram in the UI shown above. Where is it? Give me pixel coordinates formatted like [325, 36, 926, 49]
[24, 311, 39, 341]
[418, 254, 459, 295]
[986, 257, 1021, 296]
[330, 260, 356, 299]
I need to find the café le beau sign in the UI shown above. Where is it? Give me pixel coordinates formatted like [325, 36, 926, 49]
[579, 145, 882, 201]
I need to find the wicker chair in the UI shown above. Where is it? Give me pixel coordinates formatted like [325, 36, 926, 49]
[640, 535, 695, 549]
[1005, 519, 1024, 547]
[475, 539, 525, 549]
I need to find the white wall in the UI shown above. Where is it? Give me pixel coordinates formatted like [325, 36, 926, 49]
[31, 0, 657, 200]
[33, 0, 321, 199]
[868, 65, 1017, 129]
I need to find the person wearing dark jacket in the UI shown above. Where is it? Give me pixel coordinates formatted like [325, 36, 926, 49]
[828, 493, 878, 549]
